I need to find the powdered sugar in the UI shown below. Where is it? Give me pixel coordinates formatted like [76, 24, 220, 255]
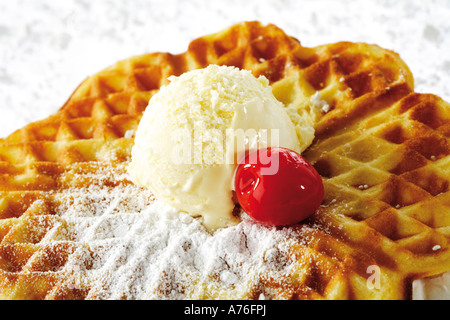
[310, 91, 331, 113]
[49, 163, 308, 299]
[2, 0, 449, 299]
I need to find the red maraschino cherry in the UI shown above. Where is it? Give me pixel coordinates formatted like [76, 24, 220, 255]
[234, 147, 324, 226]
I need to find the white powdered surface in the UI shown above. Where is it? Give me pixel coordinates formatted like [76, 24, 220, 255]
[51, 164, 309, 299]
[1, 0, 450, 299]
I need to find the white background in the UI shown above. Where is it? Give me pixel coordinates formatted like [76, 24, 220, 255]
[1, 0, 450, 138]
[0, 0, 449, 299]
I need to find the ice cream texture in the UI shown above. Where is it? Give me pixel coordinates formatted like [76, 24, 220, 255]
[128, 65, 315, 230]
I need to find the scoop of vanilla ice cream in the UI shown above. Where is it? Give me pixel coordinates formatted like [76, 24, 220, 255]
[128, 65, 314, 230]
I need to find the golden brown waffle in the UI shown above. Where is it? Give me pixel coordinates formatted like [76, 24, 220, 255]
[0, 21, 449, 300]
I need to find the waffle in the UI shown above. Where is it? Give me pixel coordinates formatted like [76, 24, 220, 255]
[1, 21, 449, 300]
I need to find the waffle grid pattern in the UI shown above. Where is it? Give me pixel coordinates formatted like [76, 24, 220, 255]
[305, 92, 450, 276]
[0, 21, 449, 299]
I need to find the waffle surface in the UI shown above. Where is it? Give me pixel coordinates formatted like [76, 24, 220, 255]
[0, 21, 449, 300]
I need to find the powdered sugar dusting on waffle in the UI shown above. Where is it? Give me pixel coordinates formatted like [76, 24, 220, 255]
[47, 163, 311, 299]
